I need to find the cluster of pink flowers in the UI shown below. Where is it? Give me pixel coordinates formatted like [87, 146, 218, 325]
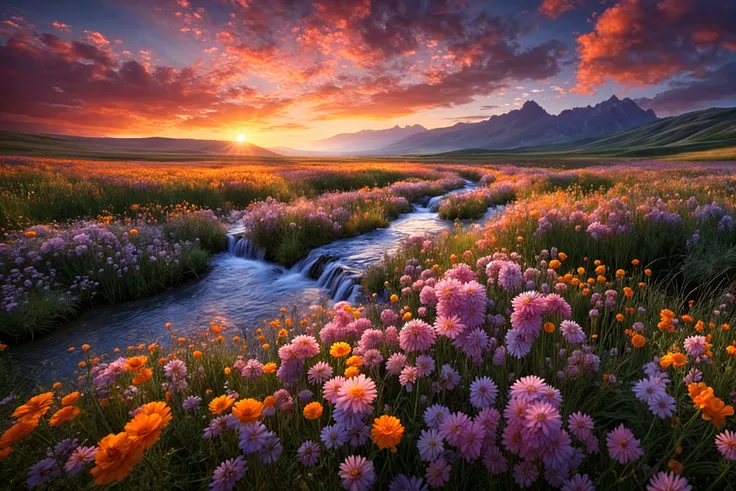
[506, 291, 572, 358]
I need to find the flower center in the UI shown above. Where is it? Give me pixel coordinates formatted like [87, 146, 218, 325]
[349, 387, 364, 399]
[620, 439, 628, 447]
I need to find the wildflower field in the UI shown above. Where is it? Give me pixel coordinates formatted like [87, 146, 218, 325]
[3, 159, 736, 490]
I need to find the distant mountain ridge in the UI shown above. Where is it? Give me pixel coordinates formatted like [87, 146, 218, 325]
[310, 124, 428, 154]
[436, 106, 736, 159]
[376, 96, 657, 155]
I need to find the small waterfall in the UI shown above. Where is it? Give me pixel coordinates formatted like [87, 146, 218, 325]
[317, 262, 360, 302]
[227, 234, 266, 260]
[427, 196, 443, 212]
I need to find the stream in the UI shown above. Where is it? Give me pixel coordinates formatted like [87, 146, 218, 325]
[13, 181, 500, 378]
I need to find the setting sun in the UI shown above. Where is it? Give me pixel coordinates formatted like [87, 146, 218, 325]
[236, 134, 246, 143]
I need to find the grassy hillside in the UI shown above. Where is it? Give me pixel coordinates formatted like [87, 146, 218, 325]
[0, 131, 284, 161]
[437, 107, 736, 160]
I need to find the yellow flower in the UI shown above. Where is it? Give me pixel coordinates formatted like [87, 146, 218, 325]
[371, 415, 404, 451]
[330, 342, 351, 358]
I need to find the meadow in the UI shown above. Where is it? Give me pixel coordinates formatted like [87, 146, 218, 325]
[2, 159, 736, 490]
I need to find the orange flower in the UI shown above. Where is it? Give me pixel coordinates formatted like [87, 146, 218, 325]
[371, 415, 404, 451]
[139, 402, 172, 427]
[132, 367, 153, 385]
[330, 342, 351, 358]
[12, 392, 54, 423]
[125, 413, 166, 449]
[193, 350, 203, 359]
[303, 402, 323, 420]
[124, 356, 148, 372]
[726, 345, 736, 357]
[0, 447, 13, 460]
[0, 419, 38, 448]
[543, 322, 555, 334]
[263, 362, 277, 374]
[631, 334, 646, 348]
[660, 352, 687, 369]
[52, 382, 62, 390]
[263, 396, 276, 408]
[345, 366, 360, 378]
[232, 398, 263, 424]
[49, 406, 81, 427]
[346, 356, 363, 368]
[702, 399, 734, 430]
[223, 367, 232, 376]
[209, 395, 235, 415]
[90, 432, 144, 485]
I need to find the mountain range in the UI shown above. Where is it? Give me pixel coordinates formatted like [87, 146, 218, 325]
[439, 106, 736, 159]
[375, 96, 657, 155]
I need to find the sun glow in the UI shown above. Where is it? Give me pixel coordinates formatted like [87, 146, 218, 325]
[236, 134, 246, 143]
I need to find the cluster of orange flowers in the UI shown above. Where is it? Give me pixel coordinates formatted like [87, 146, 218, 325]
[125, 356, 153, 384]
[658, 309, 677, 332]
[0, 391, 83, 460]
[90, 401, 172, 484]
[688, 383, 734, 429]
[660, 352, 688, 369]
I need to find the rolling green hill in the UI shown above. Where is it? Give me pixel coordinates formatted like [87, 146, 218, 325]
[437, 107, 736, 160]
[0, 131, 284, 161]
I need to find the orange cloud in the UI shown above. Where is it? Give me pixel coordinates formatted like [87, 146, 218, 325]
[538, 0, 583, 18]
[573, 0, 736, 94]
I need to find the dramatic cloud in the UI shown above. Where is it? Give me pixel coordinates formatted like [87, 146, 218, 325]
[635, 63, 736, 114]
[0, 29, 293, 135]
[538, 0, 584, 18]
[573, 0, 736, 94]
[0, 0, 570, 137]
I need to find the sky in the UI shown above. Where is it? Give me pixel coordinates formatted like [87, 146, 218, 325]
[0, 0, 734, 148]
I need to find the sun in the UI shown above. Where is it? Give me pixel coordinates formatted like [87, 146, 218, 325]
[236, 134, 246, 143]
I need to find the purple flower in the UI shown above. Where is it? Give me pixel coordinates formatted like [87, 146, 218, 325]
[298, 440, 321, 466]
[27, 458, 61, 488]
[64, 446, 97, 474]
[469, 376, 498, 409]
[209, 456, 247, 491]
[339, 455, 376, 491]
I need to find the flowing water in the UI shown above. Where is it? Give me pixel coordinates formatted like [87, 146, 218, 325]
[13, 181, 499, 378]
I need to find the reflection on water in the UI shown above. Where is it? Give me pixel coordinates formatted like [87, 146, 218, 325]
[13, 182, 500, 380]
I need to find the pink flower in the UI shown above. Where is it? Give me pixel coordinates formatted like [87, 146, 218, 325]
[715, 429, 736, 460]
[386, 353, 407, 375]
[509, 375, 547, 403]
[683, 335, 707, 358]
[339, 456, 376, 491]
[433, 315, 466, 339]
[440, 412, 471, 446]
[523, 401, 562, 439]
[606, 424, 643, 464]
[323, 376, 346, 404]
[336, 374, 377, 414]
[647, 472, 692, 491]
[560, 320, 585, 344]
[291, 335, 320, 358]
[457, 421, 484, 460]
[568, 412, 594, 441]
[399, 365, 418, 391]
[399, 320, 436, 352]
[308, 362, 333, 385]
[543, 293, 572, 318]
[164, 359, 187, 379]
